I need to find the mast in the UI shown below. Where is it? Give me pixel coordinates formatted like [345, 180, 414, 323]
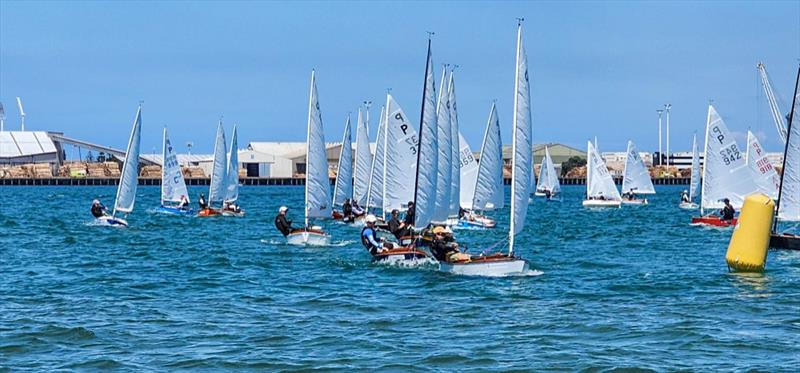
[510, 20, 523, 256]
[699, 104, 712, 216]
[473, 101, 496, 210]
[332, 113, 350, 207]
[382, 94, 389, 220]
[161, 127, 167, 206]
[758, 62, 788, 143]
[304, 70, 316, 228]
[412, 35, 433, 222]
[773, 65, 800, 231]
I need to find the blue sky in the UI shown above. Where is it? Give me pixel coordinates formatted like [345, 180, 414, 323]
[1, 1, 798, 156]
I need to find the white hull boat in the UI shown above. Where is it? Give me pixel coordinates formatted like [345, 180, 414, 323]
[97, 215, 129, 227]
[286, 228, 331, 246]
[621, 199, 648, 205]
[679, 202, 699, 210]
[439, 255, 529, 276]
[582, 199, 622, 207]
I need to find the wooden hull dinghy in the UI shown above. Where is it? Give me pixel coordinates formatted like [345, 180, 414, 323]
[770, 233, 800, 250]
[286, 227, 331, 246]
[690, 215, 737, 227]
[371, 246, 429, 263]
[439, 253, 529, 276]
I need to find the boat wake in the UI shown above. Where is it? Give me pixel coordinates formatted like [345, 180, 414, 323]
[259, 239, 355, 247]
[374, 256, 438, 269]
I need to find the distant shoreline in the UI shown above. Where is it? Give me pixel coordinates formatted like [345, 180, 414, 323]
[0, 177, 692, 186]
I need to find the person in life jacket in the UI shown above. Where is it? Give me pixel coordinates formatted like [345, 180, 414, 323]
[429, 226, 469, 262]
[351, 200, 364, 216]
[198, 193, 208, 209]
[720, 198, 735, 222]
[681, 190, 690, 203]
[178, 195, 189, 209]
[91, 199, 108, 218]
[274, 206, 293, 236]
[362, 214, 393, 255]
[342, 199, 353, 222]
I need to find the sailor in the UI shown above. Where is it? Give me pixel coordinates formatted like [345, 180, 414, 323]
[544, 189, 552, 200]
[178, 195, 189, 209]
[429, 226, 469, 262]
[720, 198, 735, 222]
[91, 199, 107, 218]
[680, 190, 690, 203]
[387, 209, 407, 239]
[198, 193, 208, 209]
[361, 214, 392, 255]
[342, 198, 353, 222]
[274, 206, 293, 236]
[404, 201, 416, 226]
[351, 200, 364, 216]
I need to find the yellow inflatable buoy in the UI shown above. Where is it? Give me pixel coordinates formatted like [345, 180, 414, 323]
[725, 193, 774, 272]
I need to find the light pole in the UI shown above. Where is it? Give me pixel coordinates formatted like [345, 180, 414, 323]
[656, 109, 664, 165]
[665, 103, 672, 166]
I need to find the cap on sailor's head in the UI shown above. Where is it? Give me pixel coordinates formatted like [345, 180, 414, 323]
[279, 206, 288, 213]
[365, 214, 377, 224]
[92, 199, 100, 204]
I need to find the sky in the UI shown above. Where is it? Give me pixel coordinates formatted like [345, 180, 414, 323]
[1, 0, 799, 156]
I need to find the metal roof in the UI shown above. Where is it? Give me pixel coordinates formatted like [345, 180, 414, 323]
[0, 131, 58, 158]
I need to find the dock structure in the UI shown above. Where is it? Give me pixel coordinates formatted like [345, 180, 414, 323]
[0, 177, 692, 186]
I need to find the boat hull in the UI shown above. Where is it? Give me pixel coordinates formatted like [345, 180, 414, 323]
[621, 199, 648, 205]
[457, 216, 496, 228]
[97, 216, 128, 227]
[286, 229, 331, 246]
[679, 202, 699, 210]
[197, 208, 221, 217]
[371, 247, 429, 264]
[221, 209, 245, 217]
[690, 216, 737, 227]
[156, 206, 194, 215]
[769, 233, 800, 250]
[439, 254, 529, 276]
[582, 199, 621, 208]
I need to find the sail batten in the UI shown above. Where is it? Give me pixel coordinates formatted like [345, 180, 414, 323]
[472, 102, 504, 211]
[621, 140, 655, 195]
[113, 106, 142, 215]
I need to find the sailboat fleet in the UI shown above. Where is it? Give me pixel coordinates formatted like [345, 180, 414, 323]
[88, 23, 800, 272]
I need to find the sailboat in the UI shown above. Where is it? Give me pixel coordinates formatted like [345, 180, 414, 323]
[620, 140, 655, 205]
[286, 70, 332, 246]
[221, 124, 244, 217]
[431, 67, 452, 226]
[770, 66, 800, 250]
[745, 130, 780, 200]
[582, 140, 622, 207]
[459, 102, 503, 228]
[331, 115, 354, 222]
[157, 127, 193, 215]
[365, 106, 386, 216]
[534, 145, 561, 200]
[439, 21, 531, 276]
[691, 105, 759, 227]
[197, 121, 227, 217]
[679, 133, 701, 209]
[97, 105, 142, 227]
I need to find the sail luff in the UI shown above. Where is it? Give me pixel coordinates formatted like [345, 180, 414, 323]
[113, 105, 142, 215]
[432, 68, 452, 222]
[448, 72, 461, 216]
[304, 70, 332, 221]
[777, 66, 800, 221]
[472, 102, 504, 210]
[366, 105, 386, 212]
[510, 22, 533, 256]
[689, 133, 700, 200]
[354, 108, 371, 207]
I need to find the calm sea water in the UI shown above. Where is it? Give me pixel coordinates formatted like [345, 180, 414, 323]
[1, 185, 798, 371]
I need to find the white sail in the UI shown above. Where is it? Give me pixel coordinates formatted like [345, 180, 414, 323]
[305, 70, 332, 220]
[745, 131, 779, 200]
[586, 141, 622, 201]
[472, 102, 504, 210]
[621, 140, 655, 194]
[383, 94, 418, 212]
[447, 72, 461, 216]
[412, 42, 439, 228]
[689, 134, 700, 200]
[224, 124, 240, 203]
[353, 108, 371, 207]
[208, 121, 228, 205]
[366, 106, 386, 210]
[458, 133, 479, 209]
[161, 127, 189, 204]
[778, 72, 800, 221]
[510, 23, 533, 255]
[536, 146, 561, 194]
[333, 115, 353, 207]
[432, 68, 452, 222]
[700, 105, 758, 211]
[113, 105, 142, 215]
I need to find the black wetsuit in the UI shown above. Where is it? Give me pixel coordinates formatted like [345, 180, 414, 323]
[430, 238, 458, 262]
[404, 206, 415, 226]
[275, 214, 293, 236]
[342, 201, 353, 221]
[198, 196, 208, 209]
[91, 204, 105, 218]
[721, 205, 735, 221]
[387, 217, 404, 239]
